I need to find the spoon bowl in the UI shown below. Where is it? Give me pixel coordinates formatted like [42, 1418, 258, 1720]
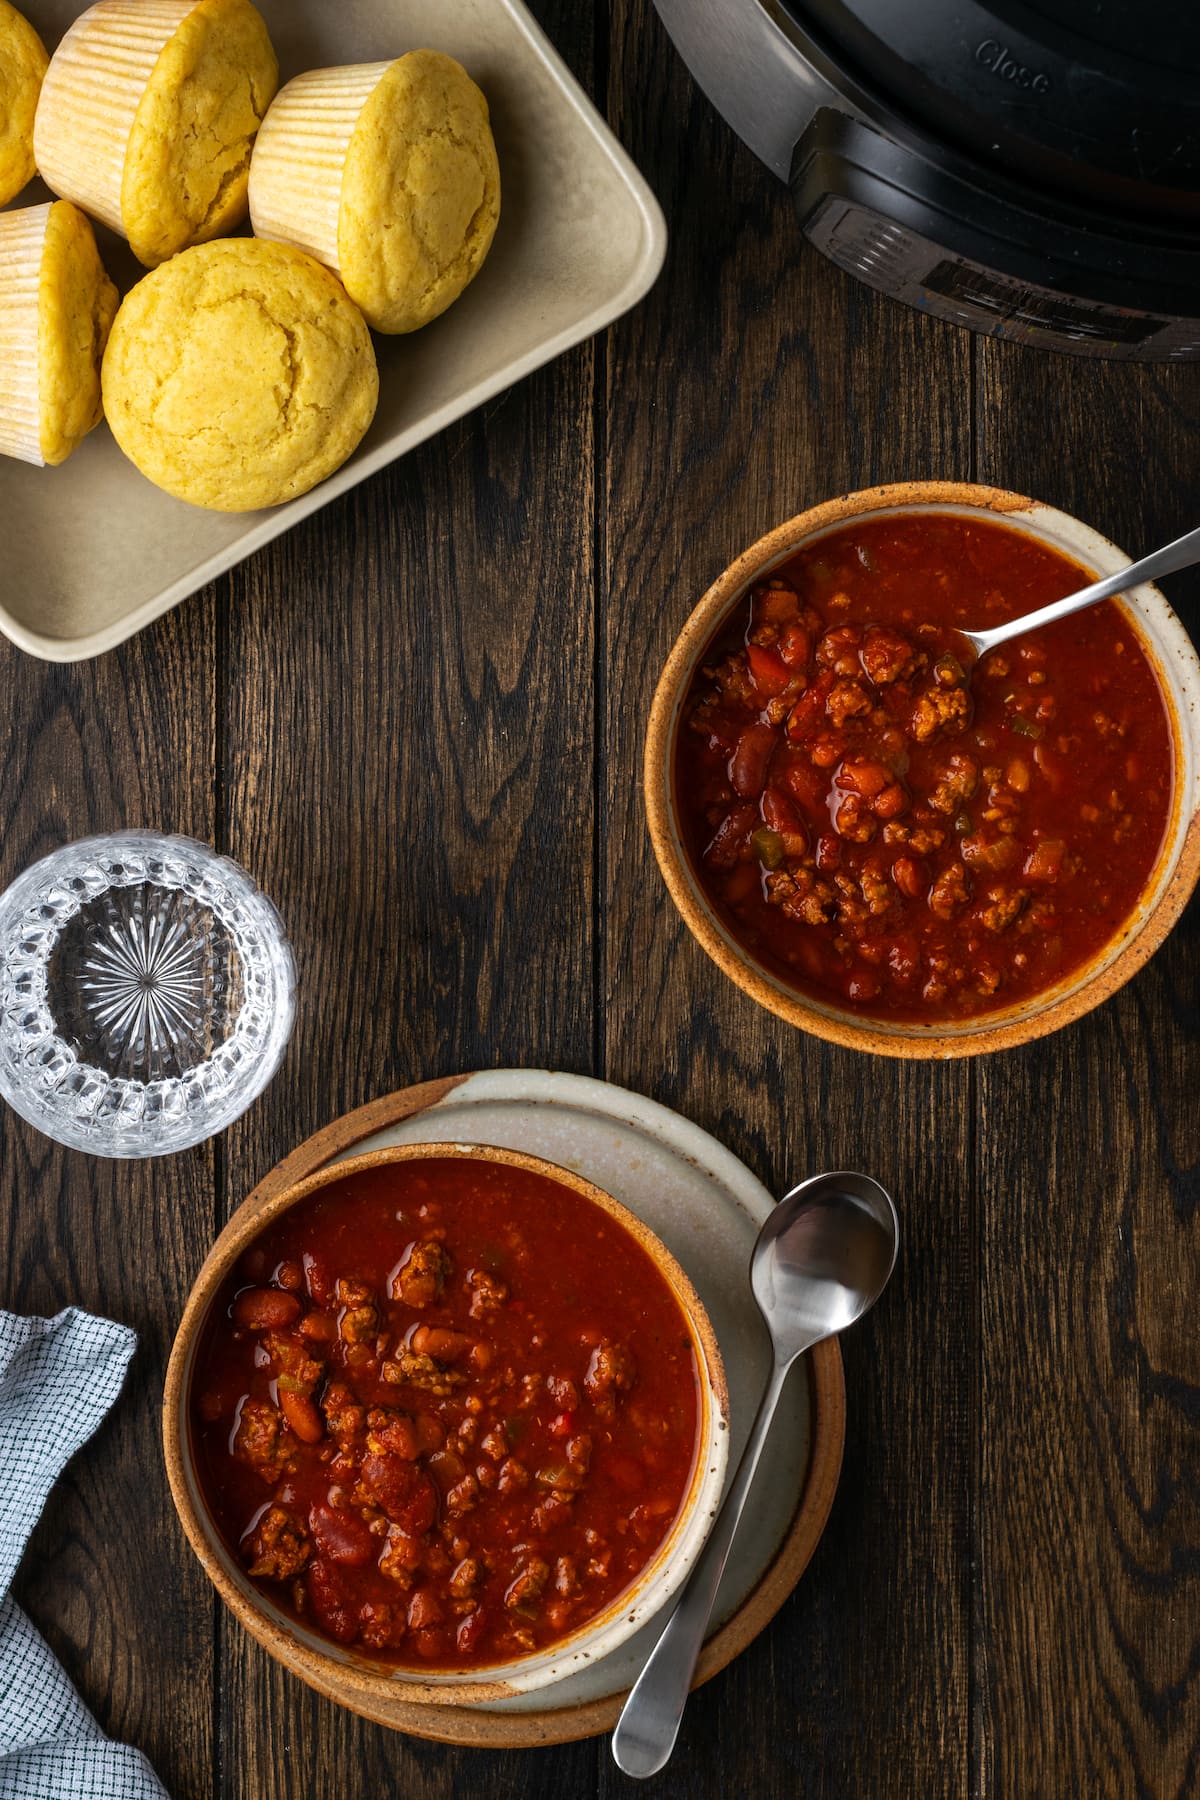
[755, 1171, 899, 1351]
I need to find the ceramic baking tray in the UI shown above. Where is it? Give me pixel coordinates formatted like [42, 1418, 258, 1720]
[0, 0, 666, 661]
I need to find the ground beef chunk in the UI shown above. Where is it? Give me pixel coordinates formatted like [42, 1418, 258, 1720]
[245, 1506, 310, 1580]
[392, 1240, 451, 1309]
[466, 1267, 508, 1320]
[232, 1398, 292, 1483]
[382, 1349, 465, 1395]
[979, 887, 1027, 933]
[584, 1341, 637, 1402]
[929, 864, 971, 919]
[927, 752, 980, 814]
[910, 683, 970, 743]
[860, 625, 920, 685]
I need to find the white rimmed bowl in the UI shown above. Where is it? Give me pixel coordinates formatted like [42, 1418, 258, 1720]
[164, 1140, 729, 1706]
[645, 480, 1200, 1059]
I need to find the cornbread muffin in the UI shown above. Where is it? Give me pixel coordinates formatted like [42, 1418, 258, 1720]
[249, 50, 500, 333]
[0, 200, 118, 466]
[101, 238, 379, 511]
[34, 0, 278, 267]
[0, 0, 47, 205]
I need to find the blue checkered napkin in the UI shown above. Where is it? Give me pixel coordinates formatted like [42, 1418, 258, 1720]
[0, 1308, 168, 1800]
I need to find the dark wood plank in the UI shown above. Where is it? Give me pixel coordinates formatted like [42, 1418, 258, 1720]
[214, 349, 601, 1794]
[600, 4, 976, 1795]
[974, 345, 1200, 1798]
[0, 599, 219, 1800]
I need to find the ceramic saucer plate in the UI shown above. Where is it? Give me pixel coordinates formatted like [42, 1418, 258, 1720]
[203, 1069, 844, 1746]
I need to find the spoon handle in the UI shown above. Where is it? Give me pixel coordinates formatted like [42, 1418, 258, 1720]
[972, 521, 1200, 655]
[611, 1353, 796, 1779]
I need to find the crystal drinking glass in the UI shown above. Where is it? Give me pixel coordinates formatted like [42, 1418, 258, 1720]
[0, 831, 295, 1156]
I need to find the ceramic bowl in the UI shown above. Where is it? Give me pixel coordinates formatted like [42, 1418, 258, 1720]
[644, 480, 1200, 1059]
[163, 1141, 729, 1708]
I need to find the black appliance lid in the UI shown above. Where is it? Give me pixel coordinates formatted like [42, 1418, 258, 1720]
[786, 0, 1200, 219]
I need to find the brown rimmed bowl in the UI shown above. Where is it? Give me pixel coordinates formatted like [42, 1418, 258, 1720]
[163, 1141, 729, 1708]
[644, 480, 1200, 1059]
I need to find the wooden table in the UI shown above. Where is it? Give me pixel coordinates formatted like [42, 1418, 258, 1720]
[5, 3, 1200, 1795]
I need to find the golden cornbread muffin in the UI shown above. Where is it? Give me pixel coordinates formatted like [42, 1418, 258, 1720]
[0, 200, 118, 466]
[0, 0, 47, 204]
[249, 50, 500, 334]
[101, 238, 379, 511]
[34, 0, 278, 267]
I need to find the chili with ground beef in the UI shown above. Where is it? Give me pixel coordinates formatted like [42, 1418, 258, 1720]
[191, 1157, 700, 1669]
[675, 513, 1174, 1020]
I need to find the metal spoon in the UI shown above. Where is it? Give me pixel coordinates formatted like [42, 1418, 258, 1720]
[959, 520, 1200, 663]
[611, 1170, 899, 1780]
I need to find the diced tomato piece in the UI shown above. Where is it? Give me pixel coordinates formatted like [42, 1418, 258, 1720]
[549, 1411, 575, 1439]
[780, 758, 827, 813]
[1023, 839, 1066, 882]
[309, 1503, 375, 1568]
[746, 644, 793, 697]
[729, 721, 777, 798]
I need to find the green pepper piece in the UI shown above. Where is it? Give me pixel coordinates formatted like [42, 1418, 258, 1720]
[751, 826, 785, 869]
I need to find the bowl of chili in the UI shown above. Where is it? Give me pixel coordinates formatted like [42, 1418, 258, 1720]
[645, 481, 1200, 1057]
[164, 1141, 729, 1707]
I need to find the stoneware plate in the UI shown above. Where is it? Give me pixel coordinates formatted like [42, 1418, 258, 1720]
[0, 1, 666, 661]
[163, 1069, 845, 1747]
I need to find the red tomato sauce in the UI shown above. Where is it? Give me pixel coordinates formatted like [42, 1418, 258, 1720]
[674, 513, 1174, 1021]
[190, 1158, 700, 1669]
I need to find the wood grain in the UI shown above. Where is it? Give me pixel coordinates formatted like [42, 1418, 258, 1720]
[0, 601, 219, 1800]
[2, 0, 1200, 1794]
[213, 236, 602, 1796]
[974, 347, 1200, 1799]
[598, 4, 975, 1795]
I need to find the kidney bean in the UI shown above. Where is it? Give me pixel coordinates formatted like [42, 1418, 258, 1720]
[407, 1589, 444, 1632]
[729, 722, 777, 798]
[307, 1559, 358, 1642]
[309, 1504, 374, 1567]
[892, 857, 928, 900]
[410, 1325, 473, 1362]
[746, 644, 792, 696]
[233, 1288, 301, 1331]
[278, 1389, 323, 1444]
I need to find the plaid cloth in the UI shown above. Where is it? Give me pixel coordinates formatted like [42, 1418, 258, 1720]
[0, 1309, 168, 1799]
